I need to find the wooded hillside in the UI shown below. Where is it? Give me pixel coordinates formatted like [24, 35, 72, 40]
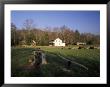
[11, 19, 100, 46]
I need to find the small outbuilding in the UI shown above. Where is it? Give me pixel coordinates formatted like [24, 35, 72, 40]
[77, 42, 86, 45]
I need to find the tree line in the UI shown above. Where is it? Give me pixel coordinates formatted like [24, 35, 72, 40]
[11, 19, 100, 46]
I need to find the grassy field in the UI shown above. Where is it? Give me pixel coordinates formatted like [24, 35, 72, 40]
[11, 46, 100, 77]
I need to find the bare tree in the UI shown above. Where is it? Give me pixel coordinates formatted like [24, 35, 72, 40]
[23, 19, 36, 45]
[23, 19, 34, 30]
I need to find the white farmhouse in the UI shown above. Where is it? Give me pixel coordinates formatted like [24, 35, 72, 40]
[53, 38, 65, 47]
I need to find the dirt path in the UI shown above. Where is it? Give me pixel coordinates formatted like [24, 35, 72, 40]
[57, 54, 88, 70]
[48, 52, 88, 70]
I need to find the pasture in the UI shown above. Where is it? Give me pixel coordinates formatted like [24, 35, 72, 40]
[11, 46, 100, 77]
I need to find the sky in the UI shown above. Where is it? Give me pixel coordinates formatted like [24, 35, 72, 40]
[11, 11, 100, 35]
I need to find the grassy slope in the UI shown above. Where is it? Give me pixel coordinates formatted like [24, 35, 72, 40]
[11, 46, 100, 77]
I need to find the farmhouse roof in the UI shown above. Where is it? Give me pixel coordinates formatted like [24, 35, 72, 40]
[49, 38, 65, 43]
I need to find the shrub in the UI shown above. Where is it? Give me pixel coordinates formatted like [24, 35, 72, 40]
[78, 45, 84, 49]
[68, 47, 71, 49]
[89, 46, 94, 49]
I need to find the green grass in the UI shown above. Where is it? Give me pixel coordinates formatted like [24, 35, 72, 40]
[11, 46, 100, 77]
